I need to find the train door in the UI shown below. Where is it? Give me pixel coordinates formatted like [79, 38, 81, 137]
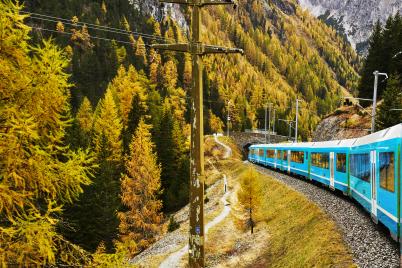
[399, 145, 401, 241]
[370, 150, 377, 218]
[274, 149, 277, 168]
[287, 150, 291, 173]
[330, 152, 335, 189]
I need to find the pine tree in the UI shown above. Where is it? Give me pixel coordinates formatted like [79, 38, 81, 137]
[124, 93, 148, 153]
[118, 119, 163, 256]
[146, 89, 163, 143]
[358, 21, 384, 102]
[0, 2, 94, 265]
[65, 87, 124, 252]
[376, 76, 402, 130]
[156, 105, 189, 211]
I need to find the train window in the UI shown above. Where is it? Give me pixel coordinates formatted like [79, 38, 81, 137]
[267, 150, 275, 158]
[291, 151, 304, 163]
[258, 149, 264, 157]
[379, 152, 395, 192]
[336, 153, 347, 173]
[350, 153, 370, 182]
[283, 150, 288, 160]
[311, 152, 329, 169]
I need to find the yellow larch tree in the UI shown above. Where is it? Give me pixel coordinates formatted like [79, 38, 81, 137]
[162, 60, 178, 89]
[108, 65, 147, 127]
[149, 48, 162, 85]
[135, 36, 147, 69]
[238, 167, 264, 234]
[76, 97, 94, 134]
[0, 1, 94, 266]
[209, 110, 224, 133]
[93, 86, 123, 162]
[118, 119, 163, 256]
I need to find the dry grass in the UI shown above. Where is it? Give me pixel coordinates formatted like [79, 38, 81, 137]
[252, 168, 356, 268]
[136, 137, 355, 268]
[205, 152, 355, 267]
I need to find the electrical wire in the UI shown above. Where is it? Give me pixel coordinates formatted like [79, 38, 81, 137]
[27, 15, 168, 43]
[22, 10, 172, 42]
[21, 10, 175, 43]
[30, 26, 143, 47]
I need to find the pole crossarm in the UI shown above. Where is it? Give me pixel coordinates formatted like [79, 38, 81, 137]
[150, 43, 189, 52]
[343, 96, 373, 102]
[279, 119, 295, 129]
[151, 43, 243, 55]
[204, 45, 243, 54]
[159, 0, 236, 6]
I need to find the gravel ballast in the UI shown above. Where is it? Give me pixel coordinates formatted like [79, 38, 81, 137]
[252, 163, 399, 268]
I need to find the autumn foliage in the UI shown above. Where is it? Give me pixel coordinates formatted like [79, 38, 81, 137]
[118, 119, 163, 256]
[0, 1, 94, 266]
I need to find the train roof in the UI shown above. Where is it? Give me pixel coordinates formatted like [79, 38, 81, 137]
[250, 123, 402, 149]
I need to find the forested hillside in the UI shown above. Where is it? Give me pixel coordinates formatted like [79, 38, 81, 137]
[1, 0, 362, 266]
[357, 12, 402, 129]
[24, 0, 360, 139]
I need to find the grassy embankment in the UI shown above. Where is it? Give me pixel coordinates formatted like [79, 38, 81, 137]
[205, 136, 355, 267]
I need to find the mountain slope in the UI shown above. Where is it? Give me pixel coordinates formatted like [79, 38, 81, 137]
[24, 0, 360, 140]
[298, 0, 402, 53]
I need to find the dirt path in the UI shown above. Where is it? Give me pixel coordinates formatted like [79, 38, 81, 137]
[159, 185, 232, 268]
[158, 137, 233, 268]
[214, 134, 232, 159]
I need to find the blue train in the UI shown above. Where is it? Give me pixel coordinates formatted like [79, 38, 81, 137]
[248, 123, 401, 242]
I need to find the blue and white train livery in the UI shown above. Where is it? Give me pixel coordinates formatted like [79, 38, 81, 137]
[248, 123, 402, 242]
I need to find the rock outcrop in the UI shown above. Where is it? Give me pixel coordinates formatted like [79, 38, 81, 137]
[312, 105, 371, 141]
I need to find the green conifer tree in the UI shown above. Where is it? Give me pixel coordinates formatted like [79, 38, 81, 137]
[358, 22, 384, 102]
[376, 76, 402, 130]
[65, 87, 123, 252]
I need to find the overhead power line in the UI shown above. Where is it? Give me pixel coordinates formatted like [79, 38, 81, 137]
[21, 10, 175, 43]
[30, 26, 143, 47]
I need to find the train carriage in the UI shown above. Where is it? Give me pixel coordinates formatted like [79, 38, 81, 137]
[248, 123, 402, 241]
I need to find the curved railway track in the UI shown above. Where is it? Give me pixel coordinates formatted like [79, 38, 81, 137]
[252, 163, 399, 268]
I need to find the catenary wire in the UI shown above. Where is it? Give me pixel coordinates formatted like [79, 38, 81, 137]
[27, 15, 169, 43]
[22, 10, 173, 42]
[21, 11, 175, 43]
[31, 26, 142, 46]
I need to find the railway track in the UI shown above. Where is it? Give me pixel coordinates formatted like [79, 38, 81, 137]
[252, 163, 399, 268]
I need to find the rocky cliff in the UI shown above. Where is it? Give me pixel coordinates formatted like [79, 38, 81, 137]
[298, 0, 402, 53]
[312, 105, 371, 141]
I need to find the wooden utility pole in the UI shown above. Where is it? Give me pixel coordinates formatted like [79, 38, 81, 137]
[264, 103, 267, 143]
[151, 1, 243, 267]
[268, 103, 272, 143]
[295, 98, 299, 143]
[227, 100, 231, 137]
